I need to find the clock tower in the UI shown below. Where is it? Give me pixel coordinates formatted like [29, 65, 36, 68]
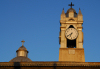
[59, 2, 85, 62]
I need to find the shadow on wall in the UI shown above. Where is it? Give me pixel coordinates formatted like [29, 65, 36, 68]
[53, 63, 57, 69]
[14, 62, 20, 69]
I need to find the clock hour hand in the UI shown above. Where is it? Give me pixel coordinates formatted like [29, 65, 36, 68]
[67, 34, 70, 37]
[67, 33, 72, 37]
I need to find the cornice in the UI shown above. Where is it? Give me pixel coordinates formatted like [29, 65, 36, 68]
[0, 62, 100, 67]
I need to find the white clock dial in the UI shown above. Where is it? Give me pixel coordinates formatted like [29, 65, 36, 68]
[65, 28, 78, 40]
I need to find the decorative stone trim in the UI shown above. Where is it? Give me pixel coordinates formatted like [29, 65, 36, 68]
[0, 62, 100, 67]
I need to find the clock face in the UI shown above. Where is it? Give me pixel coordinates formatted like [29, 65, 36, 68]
[65, 28, 78, 40]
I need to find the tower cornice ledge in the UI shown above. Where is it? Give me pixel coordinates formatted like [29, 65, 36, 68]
[66, 22, 77, 23]
[77, 27, 83, 30]
[60, 20, 66, 23]
[77, 21, 83, 23]
[60, 26, 66, 28]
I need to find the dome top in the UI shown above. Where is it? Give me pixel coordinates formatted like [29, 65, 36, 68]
[9, 56, 32, 62]
[67, 2, 76, 13]
[67, 8, 76, 13]
[18, 46, 27, 50]
[18, 40, 27, 51]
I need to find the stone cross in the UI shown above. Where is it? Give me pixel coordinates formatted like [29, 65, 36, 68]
[68, 2, 74, 8]
[21, 40, 25, 46]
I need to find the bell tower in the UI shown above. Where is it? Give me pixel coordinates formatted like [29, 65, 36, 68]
[59, 2, 85, 62]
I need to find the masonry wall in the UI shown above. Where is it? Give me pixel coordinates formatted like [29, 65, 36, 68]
[0, 66, 100, 69]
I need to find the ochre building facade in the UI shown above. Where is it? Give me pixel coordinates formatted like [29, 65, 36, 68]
[0, 2, 100, 69]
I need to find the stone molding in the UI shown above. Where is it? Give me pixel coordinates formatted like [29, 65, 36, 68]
[0, 62, 100, 67]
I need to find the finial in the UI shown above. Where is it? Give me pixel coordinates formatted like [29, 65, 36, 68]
[78, 8, 82, 15]
[68, 2, 74, 8]
[63, 8, 64, 10]
[62, 8, 65, 14]
[21, 40, 25, 46]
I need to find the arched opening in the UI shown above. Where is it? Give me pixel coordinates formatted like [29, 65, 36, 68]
[67, 25, 76, 48]
[67, 39, 76, 48]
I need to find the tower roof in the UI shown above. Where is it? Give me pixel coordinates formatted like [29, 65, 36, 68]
[67, 8, 76, 13]
[67, 2, 76, 13]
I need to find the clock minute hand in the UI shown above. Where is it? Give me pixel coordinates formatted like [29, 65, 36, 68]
[70, 33, 73, 37]
[70, 32, 73, 36]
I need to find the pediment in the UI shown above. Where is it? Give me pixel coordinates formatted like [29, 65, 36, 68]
[68, 18, 75, 21]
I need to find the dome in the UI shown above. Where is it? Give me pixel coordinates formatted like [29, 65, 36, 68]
[9, 56, 32, 62]
[67, 8, 76, 13]
[65, 8, 77, 17]
[18, 46, 27, 51]
[9, 40, 32, 62]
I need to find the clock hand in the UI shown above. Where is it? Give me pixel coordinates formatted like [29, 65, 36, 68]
[71, 32, 73, 35]
[67, 34, 70, 37]
[69, 33, 73, 36]
[67, 33, 73, 37]
[70, 33, 73, 39]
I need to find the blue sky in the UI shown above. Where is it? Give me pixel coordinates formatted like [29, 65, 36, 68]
[0, 0, 100, 62]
